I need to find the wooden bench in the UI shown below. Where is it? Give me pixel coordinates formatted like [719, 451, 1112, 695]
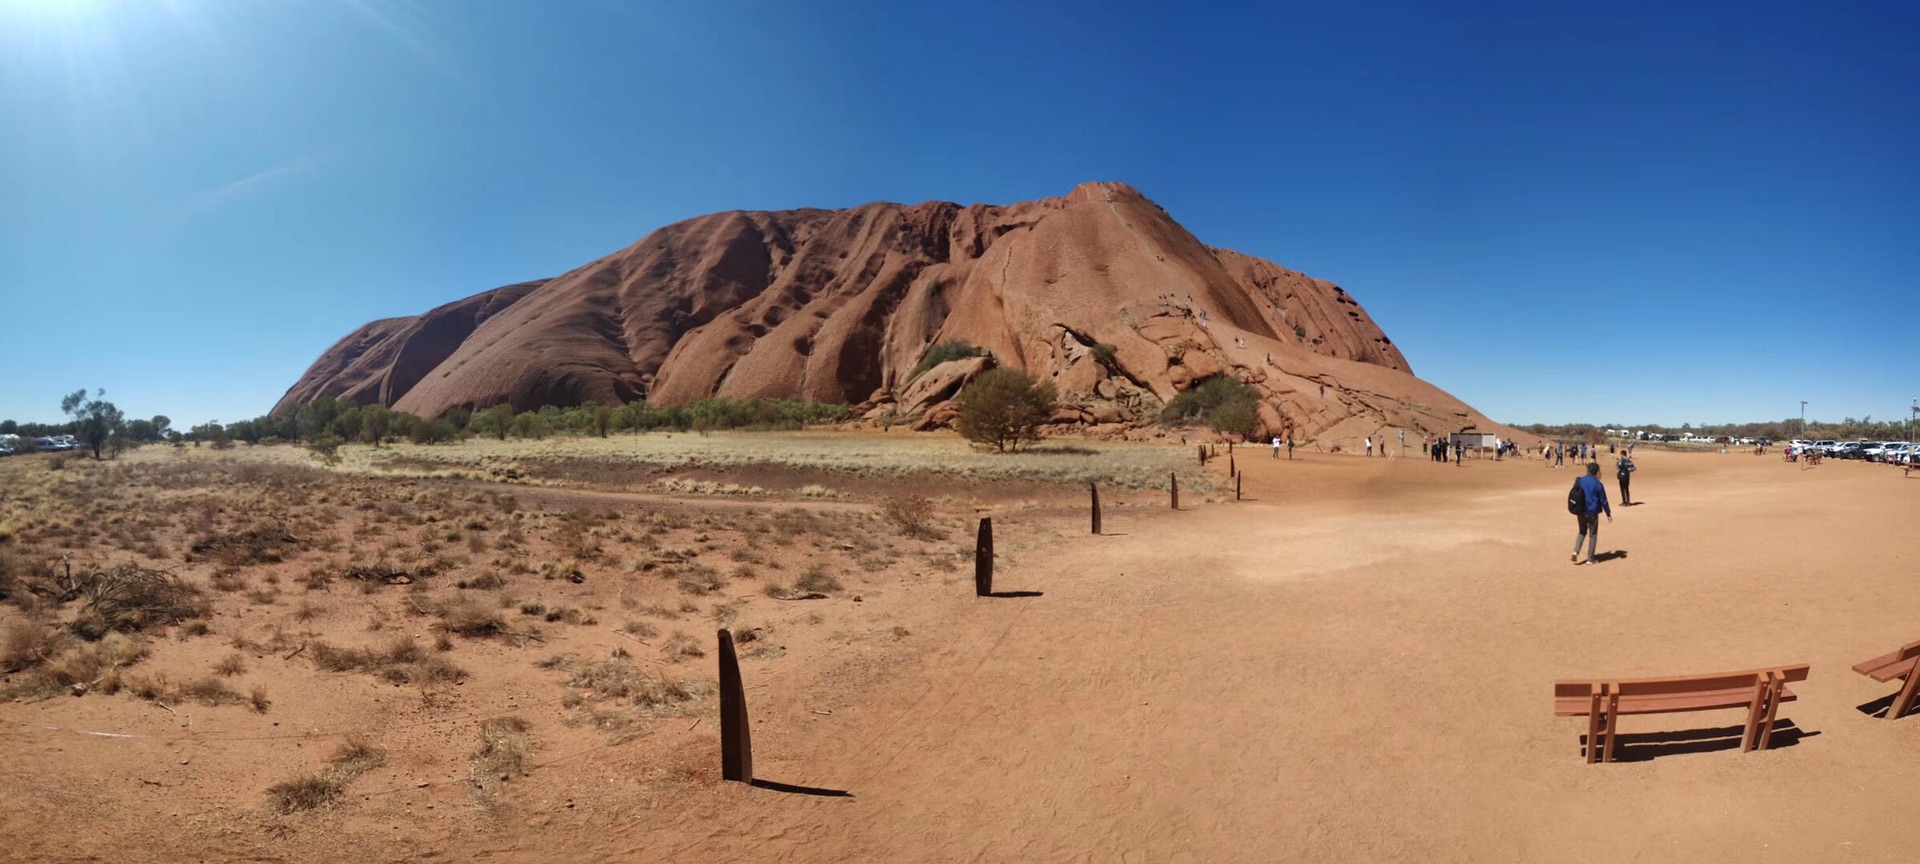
[1852, 639, 1920, 720]
[1554, 665, 1810, 763]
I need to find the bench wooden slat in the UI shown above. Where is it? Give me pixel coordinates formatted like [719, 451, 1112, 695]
[1853, 639, 1920, 720]
[1615, 684, 1798, 715]
[1556, 685, 1802, 716]
[1852, 641, 1920, 681]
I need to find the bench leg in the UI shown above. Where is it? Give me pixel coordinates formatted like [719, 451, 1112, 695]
[1586, 688, 1603, 764]
[1757, 673, 1784, 751]
[1740, 677, 1768, 753]
[1601, 691, 1621, 763]
[1893, 670, 1920, 720]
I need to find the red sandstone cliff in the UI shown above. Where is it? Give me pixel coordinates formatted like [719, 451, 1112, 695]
[277, 183, 1515, 448]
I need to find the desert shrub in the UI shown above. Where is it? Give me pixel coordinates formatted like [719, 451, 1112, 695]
[409, 419, 458, 445]
[214, 653, 247, 676]
[306, 435, 346, 466]
[910, 339, 984, 380]
[460, 571, 508, 590]
[956, 368, 1058, 452]
[64, 565, 207, 638]
[191, 527, 300, 566]
[794, 563, 842, 595]
[311, 636, 467, 685]
[1161, 375, 1263, 437]
[266, 774, 342, 813]
[433, 596, 510, 638]
[1090, 342, 1118, 368]
[557, 655, 699, 707]
[661, 632, 705, 661]
[1209, 399, 1260, 438]
[2, 620, 63, 673]
[881, 494, 939, 539]
[474, 716, 533, 776]
[177, 677, 245, 706]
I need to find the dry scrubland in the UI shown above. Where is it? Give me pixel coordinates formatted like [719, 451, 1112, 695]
[0, 431, 1204, 861]
[3, 438, 1918, 863]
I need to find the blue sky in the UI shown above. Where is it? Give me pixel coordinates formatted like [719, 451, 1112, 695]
[2, 0, 1915, 428]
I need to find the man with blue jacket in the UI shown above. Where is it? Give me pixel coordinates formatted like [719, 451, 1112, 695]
[1572, 462, 1613, 565]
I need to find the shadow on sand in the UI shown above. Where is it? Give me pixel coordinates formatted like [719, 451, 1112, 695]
[1590, 550, 1629, 564]
[1855, 693, 1904, 719]
[1581, 720, 1816, 763]
[986, 590, 1044, 599]
[750, 779, 852, 798]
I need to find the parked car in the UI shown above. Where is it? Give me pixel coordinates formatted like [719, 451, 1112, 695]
[0, 445, 13, 457]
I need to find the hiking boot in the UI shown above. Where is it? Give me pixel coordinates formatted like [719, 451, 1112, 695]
[1571, 554, 1580, 564]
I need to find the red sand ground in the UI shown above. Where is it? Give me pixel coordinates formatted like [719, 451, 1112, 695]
[4, 447, 1918, 862]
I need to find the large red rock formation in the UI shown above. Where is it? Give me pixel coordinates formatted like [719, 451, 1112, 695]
[278, 183, 1520, 449]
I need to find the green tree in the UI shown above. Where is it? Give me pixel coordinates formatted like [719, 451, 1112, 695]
[956, 368, 1057, 452]
[60, 388, 126, 460]
[409, 418, 456, 444]
[0, 420, 15, 435]
[474, 404, 513, 440]
[297, 396, 340, 442]
[359, 405, 392, 444]
[150, 415, 171, 440]
[592, 405, 612, 438]
[331, 405, 363, 442]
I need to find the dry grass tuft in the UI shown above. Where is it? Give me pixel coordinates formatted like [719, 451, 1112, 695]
[190, 527, 300, 566]
[214, 653, 247, 676]
[661, 632, 705, 662]
[882, 494, 941, 539]
[310, 635, 467, 686]
[468, 716, 537, 804]
[1, 628, 147, 699]
[794, 563, 843, 595]
[432, 596, 510, 639]
[265, 737, 387, 813]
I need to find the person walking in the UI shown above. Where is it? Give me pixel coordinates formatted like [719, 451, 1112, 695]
[1571, 462, 1613, 564]
[1616, 452, 1637, 505]
[1365, 436, 1373, 458]
[1554, 444, 1565, 468]
[1286, 436, 1294, 460]
[1271, 435, 1281, 459]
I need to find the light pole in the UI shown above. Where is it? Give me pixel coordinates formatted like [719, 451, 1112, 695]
[1799, 401, 1808, 441]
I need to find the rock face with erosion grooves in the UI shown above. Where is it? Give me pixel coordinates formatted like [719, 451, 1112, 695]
[278, 183, 1521, 449]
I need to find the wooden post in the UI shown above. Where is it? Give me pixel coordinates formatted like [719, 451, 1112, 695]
[1089, 482, 1101, 535]
[1236, 473, 1242, 500]
[974, 517, 993, 597]
[1169, 472, 1179, 510]
[1229, 454, 1236, 478]
[1197, 444, 1205, 466]
[718, 629, 752, 783]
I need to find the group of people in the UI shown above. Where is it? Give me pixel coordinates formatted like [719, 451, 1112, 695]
[1569, 452, 1636, 565]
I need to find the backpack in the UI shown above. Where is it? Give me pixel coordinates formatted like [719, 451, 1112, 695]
[1566, 479, 1585, 514]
